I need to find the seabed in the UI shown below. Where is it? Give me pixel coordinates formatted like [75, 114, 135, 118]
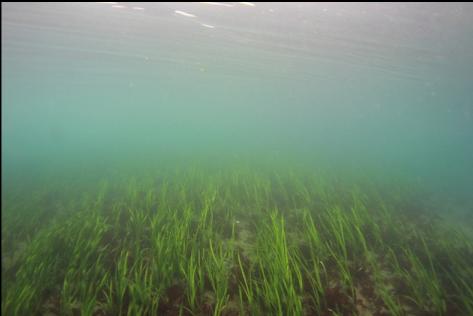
[2, 164, 473, 316]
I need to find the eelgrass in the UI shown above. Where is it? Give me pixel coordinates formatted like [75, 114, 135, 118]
[2, 163, 473, 315]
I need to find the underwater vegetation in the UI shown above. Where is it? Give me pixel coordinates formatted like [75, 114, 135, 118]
[2, 164, 473, 316]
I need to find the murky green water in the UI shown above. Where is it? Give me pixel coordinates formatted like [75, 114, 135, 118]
[2, 3, 473, 315]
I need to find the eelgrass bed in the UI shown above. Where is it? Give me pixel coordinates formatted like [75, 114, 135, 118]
[2, 164, 473, 316]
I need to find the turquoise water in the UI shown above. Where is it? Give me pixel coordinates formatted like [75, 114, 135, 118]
[2, 3, 473, 315]
[3, 3, 472, 196]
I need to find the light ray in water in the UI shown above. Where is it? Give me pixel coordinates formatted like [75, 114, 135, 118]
[174, 10, 197, 18]
[201, 23, 215, 29]
[200, 2, 234, 7]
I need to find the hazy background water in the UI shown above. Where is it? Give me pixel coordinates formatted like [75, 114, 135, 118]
[2, 3, 473, 216]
